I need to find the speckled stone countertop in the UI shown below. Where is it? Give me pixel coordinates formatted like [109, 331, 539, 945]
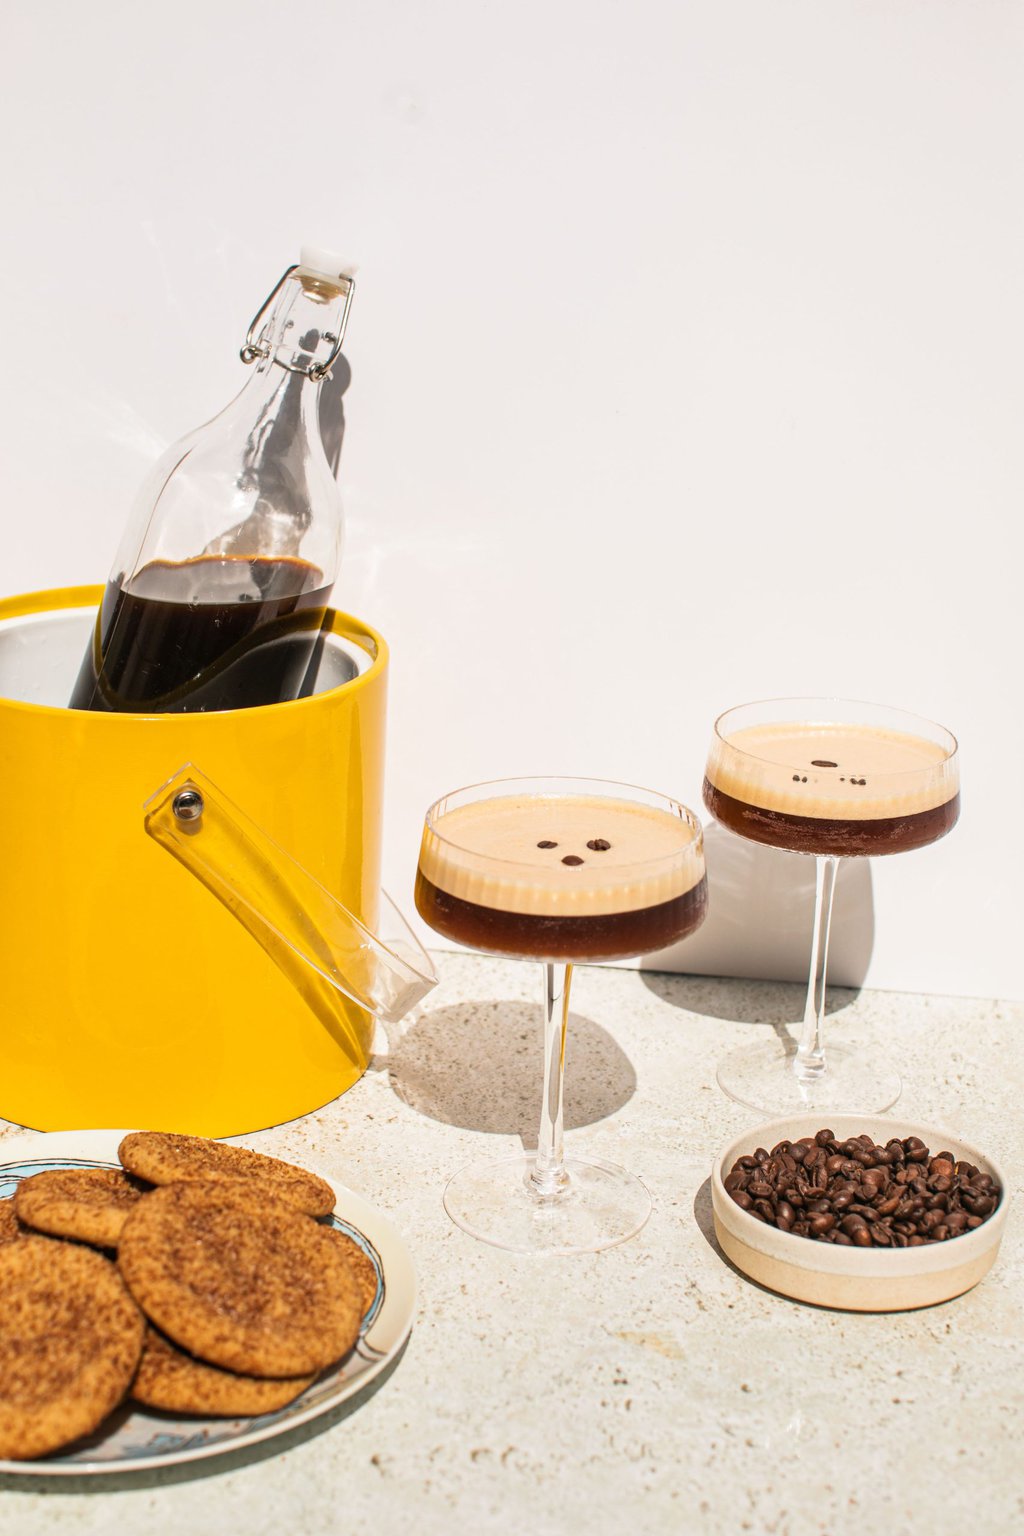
[0, 954, 1020, 1536]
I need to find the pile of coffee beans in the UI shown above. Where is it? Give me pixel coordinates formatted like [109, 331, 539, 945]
[723, 1129, 1000, 1247]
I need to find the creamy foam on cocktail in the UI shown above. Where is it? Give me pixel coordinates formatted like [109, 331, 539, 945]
[417, 793, 705, 918]
[705, 722, 958, 823]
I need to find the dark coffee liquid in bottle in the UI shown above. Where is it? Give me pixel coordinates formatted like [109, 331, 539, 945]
[69, 555, 331, 713]
[68, 253, 356, 715]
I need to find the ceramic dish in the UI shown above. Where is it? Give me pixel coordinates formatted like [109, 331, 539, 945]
[0, 1129, 416, 1474]
[712, 1113, 1008, 1312]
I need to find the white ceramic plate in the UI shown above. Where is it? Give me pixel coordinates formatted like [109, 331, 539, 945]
[0, 1129, 416, 1474]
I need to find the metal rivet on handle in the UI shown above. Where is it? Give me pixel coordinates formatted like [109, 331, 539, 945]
[172, 789, 204, 823]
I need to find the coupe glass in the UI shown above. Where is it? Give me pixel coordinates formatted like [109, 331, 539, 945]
[703, 697, 959, 1114]
[415, 776, 708, 1254]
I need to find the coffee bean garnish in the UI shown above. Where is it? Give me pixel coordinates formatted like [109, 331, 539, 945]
[791, 775, 808, 783]
[561, 855, 584, 866]
[587, 839, 611, 852]
[811, 760, 838, 768]
[537, 840, 558, 849]
[723, 1129, 1000, 1247]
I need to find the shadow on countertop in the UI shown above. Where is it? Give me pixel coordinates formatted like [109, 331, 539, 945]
[380, 1000, 636, 1135]
[636, 968, 861, 1026]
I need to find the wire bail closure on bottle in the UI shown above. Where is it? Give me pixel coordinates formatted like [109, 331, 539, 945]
[240, 264, 355, 381]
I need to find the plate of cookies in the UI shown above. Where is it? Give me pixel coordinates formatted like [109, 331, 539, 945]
[0, 1129, 416, 1472]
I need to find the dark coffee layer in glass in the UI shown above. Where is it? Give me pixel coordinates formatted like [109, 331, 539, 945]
[70, 555, 331, 713]
[415, 870, 708, 961]
[702, 778, 960, 857]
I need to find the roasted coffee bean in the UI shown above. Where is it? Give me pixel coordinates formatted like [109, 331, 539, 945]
[721, 1128, 1000, 1250]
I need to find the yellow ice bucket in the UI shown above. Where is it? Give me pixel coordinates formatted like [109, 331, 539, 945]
[0, 586, 432, 1135]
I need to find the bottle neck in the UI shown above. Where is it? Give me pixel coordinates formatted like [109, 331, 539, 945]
[229, 270, 351, 514]
[256, 268, 352, 381]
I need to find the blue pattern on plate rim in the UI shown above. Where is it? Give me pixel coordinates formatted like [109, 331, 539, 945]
[0, 1152, 387, 1466]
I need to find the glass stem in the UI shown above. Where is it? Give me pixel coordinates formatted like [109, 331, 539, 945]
[531, 962, 573, 1197]
[795, 855, 840, 1083]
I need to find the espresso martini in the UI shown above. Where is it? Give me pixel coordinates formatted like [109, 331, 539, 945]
[416, 776, 708, 1255]
[701, 698, 960, 1115]
[703, 721, 960, 858]
[416, 791, 707, 961]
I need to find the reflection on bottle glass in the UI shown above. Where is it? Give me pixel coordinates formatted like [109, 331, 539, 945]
[69, 555, 331, 713]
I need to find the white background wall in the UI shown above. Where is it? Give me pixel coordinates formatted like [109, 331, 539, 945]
[2, 0, 1020, 999]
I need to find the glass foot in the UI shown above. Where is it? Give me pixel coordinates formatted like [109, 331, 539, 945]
[716, 1039, 901, 1116]
[443, 1153, 651, 1254]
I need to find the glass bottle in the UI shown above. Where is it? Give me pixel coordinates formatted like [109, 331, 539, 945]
[69, 248, 355, 712]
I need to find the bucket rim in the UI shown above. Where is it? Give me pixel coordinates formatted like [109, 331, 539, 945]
[0, 584, 388, 719]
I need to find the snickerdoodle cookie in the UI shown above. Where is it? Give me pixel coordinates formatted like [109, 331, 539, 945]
[0, 1199, 31, 1247]
[118, 1132, 335, 1217]
[130, 1326, 317, 1417]
[15, 1167, 149, 1248]
[0, 1238, 144, 1461]
[117, 1181, 362, 1377]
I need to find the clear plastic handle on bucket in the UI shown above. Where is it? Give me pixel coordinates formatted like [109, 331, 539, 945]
[143, 764, 436, 1029]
